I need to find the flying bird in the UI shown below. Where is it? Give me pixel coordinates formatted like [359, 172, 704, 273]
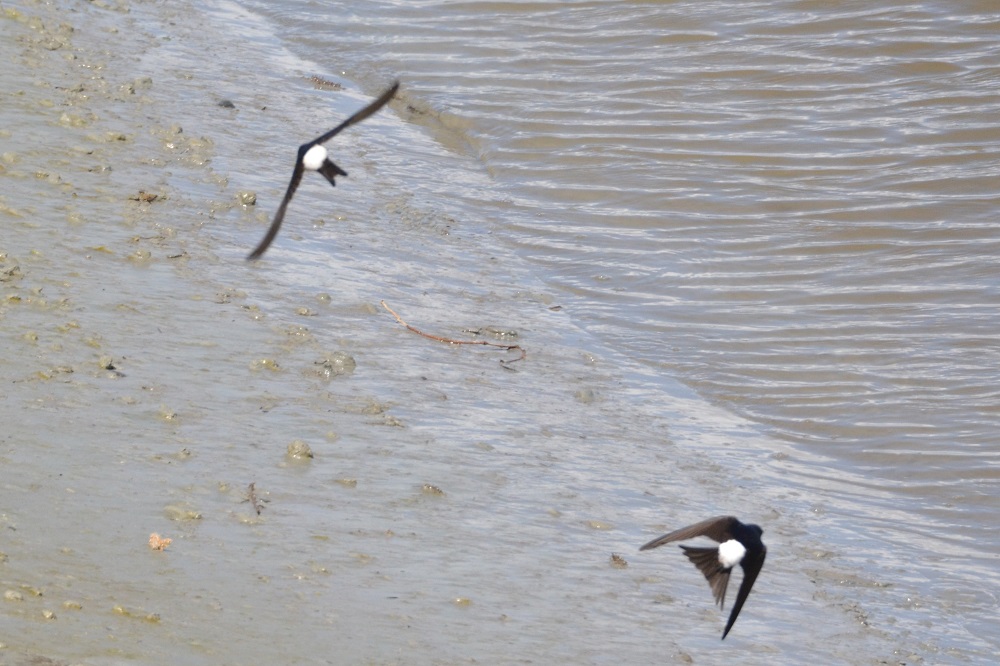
[639, 515, 766, 639]
[247, 80, 400, 260]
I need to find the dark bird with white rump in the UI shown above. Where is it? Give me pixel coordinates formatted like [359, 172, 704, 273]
[247, 80, 400, 260]
[639, 515, 766, 639]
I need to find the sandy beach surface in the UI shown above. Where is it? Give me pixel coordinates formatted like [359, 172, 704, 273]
[1, 1, 936, 664]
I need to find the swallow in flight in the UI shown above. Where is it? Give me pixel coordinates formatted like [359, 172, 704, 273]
[247, 80, 400, 260]
[640, 515, 766, 639]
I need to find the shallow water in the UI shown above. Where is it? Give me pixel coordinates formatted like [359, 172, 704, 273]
[1, 0, 997, 664]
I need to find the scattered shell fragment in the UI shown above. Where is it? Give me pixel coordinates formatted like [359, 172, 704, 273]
[251, 358, 281, 372]
[127, 249, 152, 263]
[0, 264, 23, 282]
[148, 533, 172, 550]
[112, 605, 161, 622]
[236, 190, 256, 206]
[382, 415, 405, 427]
[163, 503, 202, 521]
[284, 324, 312, 341]
[421, 484, 444, 496]
[308, 76, 342, 91]
[452, 597, 472, 607]
[242, 304, 264, 320]
[129, 191, 158, 203]
[62, 600, 83, 610]
[586, 520, 613, 531]
[315, 351, 356, 380]
[59, 112, 91, 127]
[610, 553, 629, 569]
[4, 590, 24, 602]
[42, 610, 56, 620]
[359, 399, 389, 416]
[286, 440, 314, 461]
[351, 552, 375, 565]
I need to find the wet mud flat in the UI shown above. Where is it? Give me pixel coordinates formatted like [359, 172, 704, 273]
[0, 1, 926, 665]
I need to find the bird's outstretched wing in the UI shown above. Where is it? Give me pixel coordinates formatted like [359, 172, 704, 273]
[247, 159, 305, 260]
[313, 80, 399, 147]
[639, 515, 739, 551]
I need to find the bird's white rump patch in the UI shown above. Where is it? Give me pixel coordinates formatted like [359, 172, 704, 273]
[718, 539, 747, 568]
[302, 144, 328, 170]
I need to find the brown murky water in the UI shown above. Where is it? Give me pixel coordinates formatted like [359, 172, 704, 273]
[2, 0, 997, 664]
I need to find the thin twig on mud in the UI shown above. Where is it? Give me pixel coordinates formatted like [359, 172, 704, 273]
[380, 300, 526, 368]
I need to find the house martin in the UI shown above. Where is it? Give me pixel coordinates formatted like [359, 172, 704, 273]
[640, 515, 766, 639]
[247, 80, 399, 260]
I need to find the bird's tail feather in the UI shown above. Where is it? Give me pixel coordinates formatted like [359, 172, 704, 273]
[318, 159, 347, 186]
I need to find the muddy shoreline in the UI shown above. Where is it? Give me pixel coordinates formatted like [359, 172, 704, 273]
[1, 2, 927, 664]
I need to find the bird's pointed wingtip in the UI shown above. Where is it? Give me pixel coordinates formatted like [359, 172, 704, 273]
[384, 79, 401, 101]
[246, 244, 267, 261]
[721, 613, 739, 640]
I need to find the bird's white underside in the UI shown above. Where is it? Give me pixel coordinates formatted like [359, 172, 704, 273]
[718, 539, 747, 568]
[302, 144, 328, 171]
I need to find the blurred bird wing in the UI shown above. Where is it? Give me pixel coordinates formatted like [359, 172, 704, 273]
[247, 160, 305, 260]
[639, 516, 739, 551]
[312, 80, 399, 146]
